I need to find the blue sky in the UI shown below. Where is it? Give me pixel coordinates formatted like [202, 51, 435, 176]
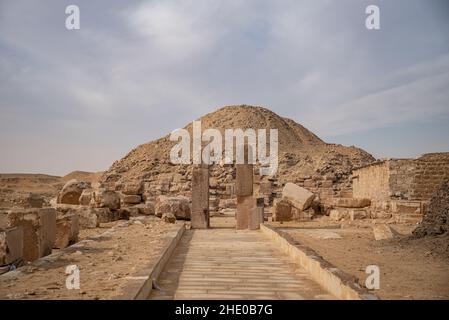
[0, 0, 448, 175]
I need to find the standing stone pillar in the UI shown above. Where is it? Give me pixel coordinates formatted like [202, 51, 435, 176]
[191, 165, 210, 229]
[236, 161, 254, 230]
[249, 197, 265, 230]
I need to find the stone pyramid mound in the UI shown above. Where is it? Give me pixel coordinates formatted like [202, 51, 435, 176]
[100, 105, 374, 206]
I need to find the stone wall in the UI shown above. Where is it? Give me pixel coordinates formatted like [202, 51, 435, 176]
[353, 153, 449, 203]
[352, 161, 390, 201]
[388, 159, 416, 200]
[412, 153, 449, 201]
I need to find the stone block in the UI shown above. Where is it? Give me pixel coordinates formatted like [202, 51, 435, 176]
[191, 167, 209, 229]
[282, 182, 315, 211]
[54, 213, 79, 249]
[332, 198, 371, 208]
[122, 181, 143, 195]
[0, 227, 23, 266]
[78, 208, 99, 229]
[235, 164, 253, 197]
[236, 196, 255, 230]
[6, 208, 56, 262]
[272, 199, 292, 222]
[93, 189, 121, 210]
[122, 194, 142, 205]
[95, 207, 118, 224]
[249, 198, 264, 230]
[134, 202, 155, 215]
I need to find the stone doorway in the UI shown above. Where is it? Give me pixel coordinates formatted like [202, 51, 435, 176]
[190, 162, 264, 231]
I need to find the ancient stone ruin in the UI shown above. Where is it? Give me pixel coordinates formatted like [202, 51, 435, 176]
[1, 105, 448, 301]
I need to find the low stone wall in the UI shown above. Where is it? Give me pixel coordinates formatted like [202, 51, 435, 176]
[260, 224, 378, 300]
[116, 224, 185, 300]
[353, 153, 449, 203]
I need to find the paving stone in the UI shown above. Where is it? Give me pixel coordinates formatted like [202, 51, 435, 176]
[149, 226, 335, 300]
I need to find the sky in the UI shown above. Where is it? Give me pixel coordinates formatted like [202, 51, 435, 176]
[0, 0, 448, 176]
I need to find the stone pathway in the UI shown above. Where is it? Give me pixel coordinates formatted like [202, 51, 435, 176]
[149, 218, 335, 300]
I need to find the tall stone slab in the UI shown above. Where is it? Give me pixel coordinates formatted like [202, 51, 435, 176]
[249, 197, 264, 230]
[236, 196, 256, 230]
[191, 166, 210, 229]
[235, 164, 253, 196]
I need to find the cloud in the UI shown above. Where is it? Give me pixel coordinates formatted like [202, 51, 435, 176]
[0, 0, 448, 174]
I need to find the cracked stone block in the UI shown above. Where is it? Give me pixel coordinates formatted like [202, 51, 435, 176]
[6, 208, 56, 262]
[54, 213, 79, 249]
[0, 227, 23, 266]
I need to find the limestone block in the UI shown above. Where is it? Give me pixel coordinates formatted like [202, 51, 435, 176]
[94, 208, 118, 224]
[6, 208, 56, 262]
[282, 182, 315, 211]
[134, 202, 155, 215]
[236, 196, 255, 230]
[78, 208, 99, 229]
[122, 194, 142, 205]
[272, 199, 292, 222]
[54, 213, 79, 249]
[249, 198, 264, 230]
[122, 181, 143, 195]
[332, 198, 371, 208]
[93, 189, 121, 210]
[0, 227, 23, 266]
